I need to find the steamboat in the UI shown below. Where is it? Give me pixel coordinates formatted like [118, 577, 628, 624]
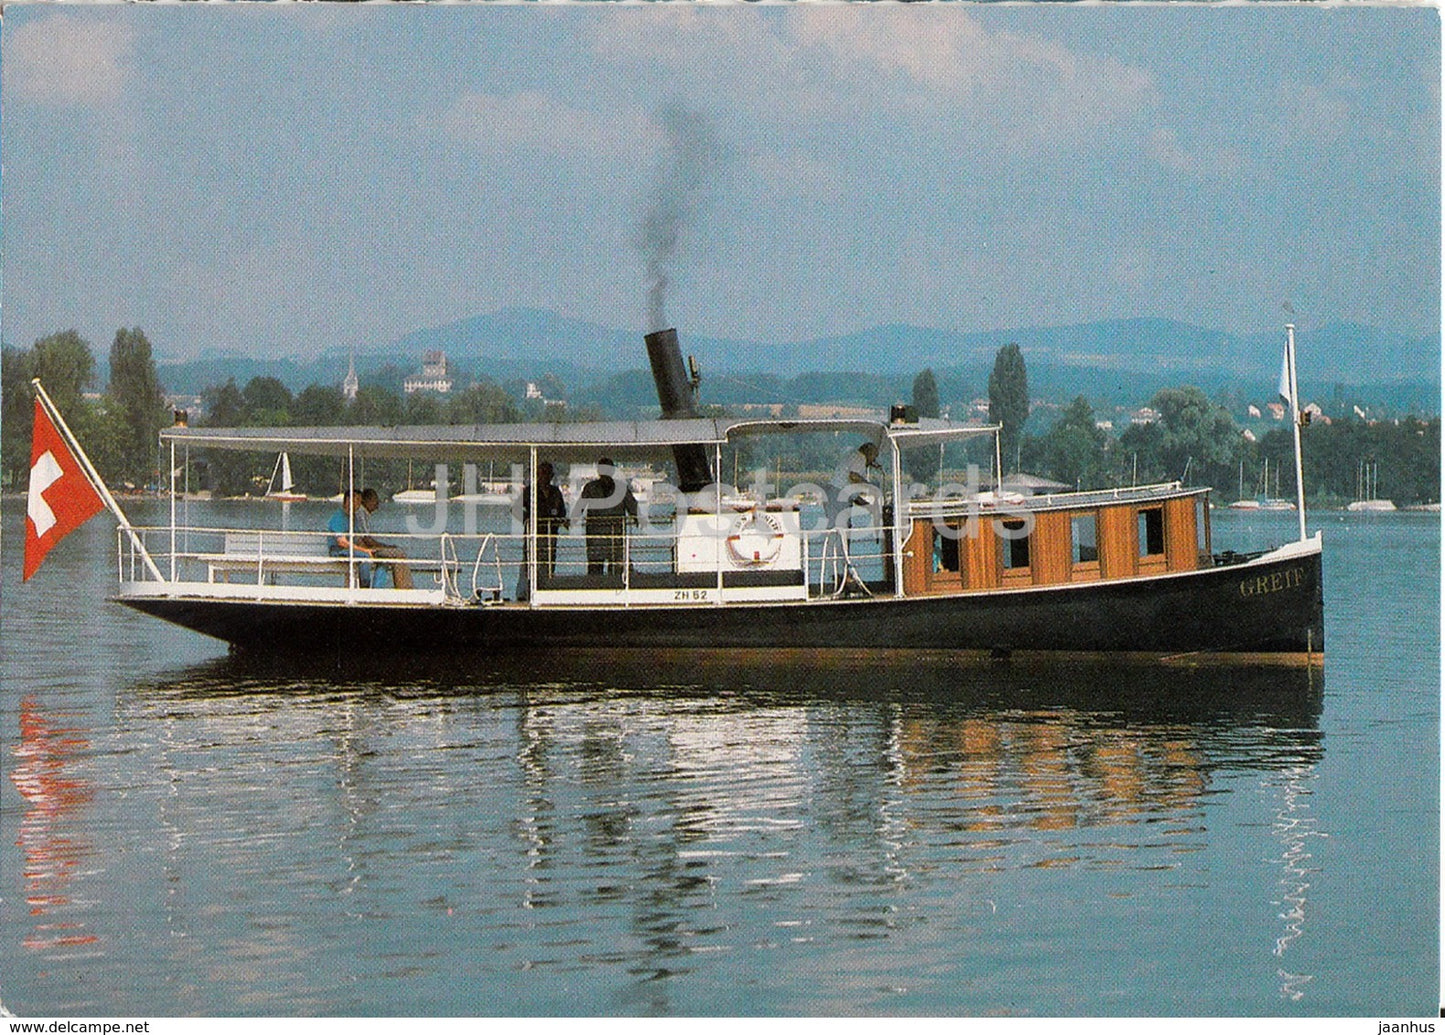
[39, 328, 1325, 664]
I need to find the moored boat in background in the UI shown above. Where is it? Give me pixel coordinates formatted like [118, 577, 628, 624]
[1346, 459, 1396, 512]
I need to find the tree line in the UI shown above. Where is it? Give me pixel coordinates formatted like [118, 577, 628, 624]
[908, 345, 1440, 507]
[0, 329, 560, 497]
[3, 330, 166, 492]
[4, 329, 1439, 506]
[195, 374, 539, 497]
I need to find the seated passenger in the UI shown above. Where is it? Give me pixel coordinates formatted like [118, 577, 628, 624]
[358, 488, 414, 590]
[327, 490, 374, 588]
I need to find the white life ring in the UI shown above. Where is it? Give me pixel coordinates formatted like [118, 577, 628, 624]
[726, 511, 785, 566]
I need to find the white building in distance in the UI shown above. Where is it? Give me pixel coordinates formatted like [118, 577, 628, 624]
[404, 350, 453, 394]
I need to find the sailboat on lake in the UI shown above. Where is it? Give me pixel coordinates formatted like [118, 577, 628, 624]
[264, 452, 307, 501]
[1346, 460, 1396, 512]
[1258, 458, 1297, 511]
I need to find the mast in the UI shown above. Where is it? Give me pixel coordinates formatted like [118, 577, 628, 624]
[1285, 325, 1307, 540]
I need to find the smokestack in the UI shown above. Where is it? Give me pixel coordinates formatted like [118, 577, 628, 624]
[645, 327, 714, 493]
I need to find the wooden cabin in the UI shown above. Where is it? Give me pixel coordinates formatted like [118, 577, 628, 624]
[901, 484, 1212, 596]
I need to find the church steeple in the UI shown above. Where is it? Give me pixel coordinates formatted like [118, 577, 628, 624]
[342, 352, 359, 401]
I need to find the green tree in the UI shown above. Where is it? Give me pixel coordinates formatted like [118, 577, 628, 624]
[199, 379, 253, 496]
[32, 330, 96, 419]
[405, 391, 443, 425]
[902, 368, 942, 483]
[293, 384, 346, 426]
[911, 368, 940, 419]
[6, 332, 101, 489]
[79, 400, 129, 489]
[241, 376, 293, 426]
[537, 373, 566, 400]
[446, 381, 519, 425]
[1030, 396, 1109, 489]
[1116, 419, 1165, 486]
[290, 384, 347, 493]
[106, 328, 167, 487]
[1118, 385, 1241, 488]
[2, 346, 37, 488]
[1153, 385, 1240, 486]
[988, 343, 1029, 473]
[203, 379, 246, 425]
[350, 384, 405, 426]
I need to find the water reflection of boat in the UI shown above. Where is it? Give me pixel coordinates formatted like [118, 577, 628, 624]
[113, 650, 1327, 1011]
[452, 489, 514, 506]
[136, 648, 1324, 724]
[124, 651, 1324, 873]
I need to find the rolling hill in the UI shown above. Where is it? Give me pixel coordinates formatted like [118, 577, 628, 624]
[155, 308, 1440, 416]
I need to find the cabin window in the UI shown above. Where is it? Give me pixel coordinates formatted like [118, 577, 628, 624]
[1071, 514, 1098, 564]
[1196, 496, 1210, 559]
[998, 519, 1031, 570]
[939, 524, 961, 572]
[1138, 507, 1165, 557]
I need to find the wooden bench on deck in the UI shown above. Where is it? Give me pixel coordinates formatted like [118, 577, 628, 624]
[202, 531, 455, 588]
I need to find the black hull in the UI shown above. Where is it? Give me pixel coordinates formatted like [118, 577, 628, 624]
[118, 545, 1323, 663]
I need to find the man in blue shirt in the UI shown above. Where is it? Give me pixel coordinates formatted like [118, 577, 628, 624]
[327, 490, 374, 588]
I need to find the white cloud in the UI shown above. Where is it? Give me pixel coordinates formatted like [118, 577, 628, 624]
[4, 15, 133, 108]
[1147, 128, 1193, 172]
[431, 89, 649, 160]
[1272, 75, 1360, 149]
[592, 10, 1158, 150]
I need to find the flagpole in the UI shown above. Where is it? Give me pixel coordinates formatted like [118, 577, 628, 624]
[1285, 325, 1307, 542]
[169, 438, 178, 582]
[31, 378, 168, 583]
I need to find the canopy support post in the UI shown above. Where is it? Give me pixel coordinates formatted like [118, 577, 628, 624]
[889, 436, 905, 598]
[529, 445, 538, 607]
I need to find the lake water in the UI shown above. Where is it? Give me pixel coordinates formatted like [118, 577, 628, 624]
[0, 498, 1437, 1017]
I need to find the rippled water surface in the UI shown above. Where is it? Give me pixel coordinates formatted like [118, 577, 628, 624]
[1, 501, 1437, 1016]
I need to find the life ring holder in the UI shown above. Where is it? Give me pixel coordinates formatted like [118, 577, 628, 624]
[726, 510, 785, 566]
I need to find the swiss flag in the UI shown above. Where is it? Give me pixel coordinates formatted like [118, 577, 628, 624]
[24, 398, 106, 581]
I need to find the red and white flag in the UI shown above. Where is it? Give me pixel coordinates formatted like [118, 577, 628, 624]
[24, 397, 106, 581]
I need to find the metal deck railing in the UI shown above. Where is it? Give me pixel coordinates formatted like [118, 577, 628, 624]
[116, 520, 895, 605]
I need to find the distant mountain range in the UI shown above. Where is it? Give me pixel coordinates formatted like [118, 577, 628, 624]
[155, 307, 1441, 415]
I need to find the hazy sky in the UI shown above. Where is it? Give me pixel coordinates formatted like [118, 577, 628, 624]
[2, 4, 1438, 362]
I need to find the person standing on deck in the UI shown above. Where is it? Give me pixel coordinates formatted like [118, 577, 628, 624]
[517, 461, 568, 599]
[828, 441, 882, 533]
[523, 462, 568, 578]
[580, 457, 637, 575]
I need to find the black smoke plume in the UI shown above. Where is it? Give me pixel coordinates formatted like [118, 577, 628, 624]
[639, 106, 719, 333]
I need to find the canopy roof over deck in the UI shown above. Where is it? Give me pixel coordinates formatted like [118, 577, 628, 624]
[161, 416, 1000, 464]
